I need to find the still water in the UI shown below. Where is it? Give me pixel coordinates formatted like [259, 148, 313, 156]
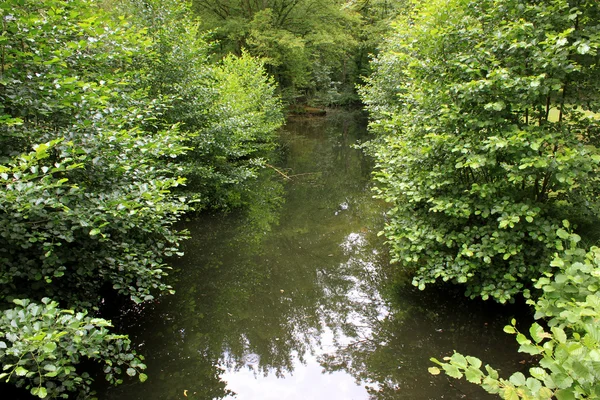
[102, 111, 526, 400]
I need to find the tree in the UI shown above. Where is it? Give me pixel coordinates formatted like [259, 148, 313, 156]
[346, 0, 408, 89]
[114, 0, 285, 210]
[191, 0, 361, 104]
[0, 0, 284, 397]
[361, 0, 600, 302]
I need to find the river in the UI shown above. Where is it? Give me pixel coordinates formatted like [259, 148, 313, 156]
[101, 111, 526, 400]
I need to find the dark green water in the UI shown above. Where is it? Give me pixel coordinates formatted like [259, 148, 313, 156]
[102, 111, 526, 400]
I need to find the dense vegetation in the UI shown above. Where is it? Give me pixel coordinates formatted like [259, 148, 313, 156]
[362, 0, 600, 397]
[4, 0, 600, 397]
[0, 0, 282, 397]
[363, 0, 600, 304]
[191, 0, 404, 105]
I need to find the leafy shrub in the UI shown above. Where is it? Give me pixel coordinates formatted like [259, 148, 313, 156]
[184, 52, 284, 209]
[0, 298, 147, 399]
[0, 0, 187, 396]
[361, 0, 600, 302]
[0, 0, 189, 308]
[430, 225, 600, 399]
[0, 0, 285, 397]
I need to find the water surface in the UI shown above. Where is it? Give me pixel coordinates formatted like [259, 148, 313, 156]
[103, 111, 526, 400]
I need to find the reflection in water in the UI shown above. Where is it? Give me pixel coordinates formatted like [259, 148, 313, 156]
[101, 111, 524, 400]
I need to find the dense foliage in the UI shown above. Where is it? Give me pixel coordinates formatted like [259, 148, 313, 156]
[361, 0, 600, 303]
[183, 52, 284, 208]
[191, 0, 405, 105]
[191, 0, 358, 104]
[0, 0, 190, 306]
[361, 0, 600, 397]
[431, 226, 600, 399]
[117, 0, 284, 209]
[0, 298, 147, 399]
[0, 0, 283, 397]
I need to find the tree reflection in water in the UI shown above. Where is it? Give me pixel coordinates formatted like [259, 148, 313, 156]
[101, 112, 524, 400]
[318, 223, 528, 399]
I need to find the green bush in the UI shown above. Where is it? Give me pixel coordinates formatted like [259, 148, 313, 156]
[430, 225, 600, 399]
[0, 0, 190, 396]
[361, 0, 600, 302]
[0, 298, 147, 399]
[117, 0, 285, 210]
[0, 0, 189, 308]
[0, 0, 285, 395]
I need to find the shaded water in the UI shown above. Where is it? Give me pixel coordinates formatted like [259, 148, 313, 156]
[102, 111, 527, 400]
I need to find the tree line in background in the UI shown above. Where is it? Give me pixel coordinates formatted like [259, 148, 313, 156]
[191, 0, 405, 106]
[362, 0, 600, 398]
[0, 0, 283, 397]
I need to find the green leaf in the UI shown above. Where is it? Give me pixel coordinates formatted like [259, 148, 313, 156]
[43, 342, 57, 353]
[555, 388, 576, 400]
[529, 323, 548, 343]
[442, 364, 463, 379]
[465, 367, 483, 384]
[465, 356, 482, 369]
[503, 325, 516, 334]
[485, 365, 499, 380]
[551, 327, 567, 344]
[89, 228, 101, 237]
[509, 372, 526, 386]
[139, 373, 148, 382]
[529, 367, 547, 380]
[503, 386, 519, 400]
[519, 344, 541, 355]
[428, 366, 441, 375]
[482, 376, 501, 393]
[43, 364, 57, 372]
[126, 368, 136, 377]
[525, 377, 542, 394]
[516, 333, 529, 345]
[539, 387, 553, 398]
[37, 387, 47, 399]
[450, 352, 468, 368]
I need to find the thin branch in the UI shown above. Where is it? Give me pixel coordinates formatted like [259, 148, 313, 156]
[288, 171, 321, 178]
[265, 163, 291, 180]
[559, 81, 568, 124]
